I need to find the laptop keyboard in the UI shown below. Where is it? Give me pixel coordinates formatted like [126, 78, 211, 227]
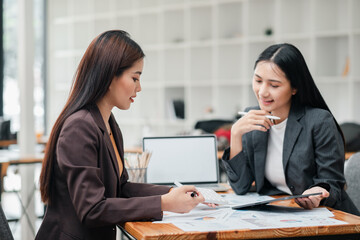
[194, 183, 229, 192]
[197, 187, 228, 205]
[170, 183, 229, 192]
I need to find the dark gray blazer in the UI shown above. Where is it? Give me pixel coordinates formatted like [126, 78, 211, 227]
[222, 103, 360, 216]
[35, 105, 171, 240]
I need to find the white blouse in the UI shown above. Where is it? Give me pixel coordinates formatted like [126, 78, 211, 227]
[264, 118, 292, 194]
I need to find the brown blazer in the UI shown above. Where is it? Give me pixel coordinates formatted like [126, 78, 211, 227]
[35, 105, 171, 240]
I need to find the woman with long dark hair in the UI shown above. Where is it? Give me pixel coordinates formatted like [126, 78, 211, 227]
[222, 43, 359, 215]
[36, 30, 205, 240]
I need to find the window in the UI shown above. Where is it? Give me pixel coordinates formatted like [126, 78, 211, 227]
[2, 0, 46, 136]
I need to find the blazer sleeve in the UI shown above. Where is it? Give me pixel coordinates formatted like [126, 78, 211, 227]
[310, 111, 346, 207]
[221, 136, 254, 195]
[121, 181, 170, 198]
[57, 115, 168, 227]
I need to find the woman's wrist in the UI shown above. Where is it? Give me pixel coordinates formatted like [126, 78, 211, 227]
[230, 135, 242, 159]
[161, 194, 170, 211]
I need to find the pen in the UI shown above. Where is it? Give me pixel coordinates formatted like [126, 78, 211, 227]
[174, 181, 198, 197]
[238, 111, 281, 120]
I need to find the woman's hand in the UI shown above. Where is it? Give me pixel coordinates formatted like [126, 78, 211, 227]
[232, 110, 274, 137]
[230, 110, 274, 158]
[161, 185, 205, 213]
[294, 186, 329, 210]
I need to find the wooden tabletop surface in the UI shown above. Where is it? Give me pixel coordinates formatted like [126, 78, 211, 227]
[122, 196, 360, 240]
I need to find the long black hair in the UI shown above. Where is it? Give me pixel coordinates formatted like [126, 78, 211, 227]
[254, 43, 344, 143]
[40, 30, 145, 204]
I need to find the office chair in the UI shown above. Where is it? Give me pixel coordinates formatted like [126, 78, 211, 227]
[0, 203, 14, 240]
[194, 119, 233, 134]
[344, 152, 360, 211]
[340, 122, 360, 152]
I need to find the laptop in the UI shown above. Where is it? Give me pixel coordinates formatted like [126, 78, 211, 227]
[142, 135, 228, 192]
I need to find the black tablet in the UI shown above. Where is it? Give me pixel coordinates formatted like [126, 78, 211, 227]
[232, 192, 322, 210]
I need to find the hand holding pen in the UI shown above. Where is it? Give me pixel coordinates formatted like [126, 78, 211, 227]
[174, 181, 198, 197]
[230, 110, 279, 158]
[238, 111, 280, 120]
[233, 110, 279, 135]
[173, 181, 218, 208]
[161, 183, 204, 213]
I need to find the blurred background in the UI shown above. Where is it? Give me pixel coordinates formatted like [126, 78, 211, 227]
[1, 0, 360, 239]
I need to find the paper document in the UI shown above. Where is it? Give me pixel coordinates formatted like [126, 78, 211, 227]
[155, 193, 348, 232]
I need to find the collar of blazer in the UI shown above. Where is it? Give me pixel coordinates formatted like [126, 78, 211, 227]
[251, 102, 305, 186]
[282, 102, 305, 169]
[87, 104, 125, 178]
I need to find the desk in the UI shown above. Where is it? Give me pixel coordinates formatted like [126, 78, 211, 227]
[0, 150, 44, 237]
[0, 150, 44, 195]
[121, 196, 360, 239]
[124, 147, 227, 159]
[0, 139, 17, 147]
[0, 136, 48, 148]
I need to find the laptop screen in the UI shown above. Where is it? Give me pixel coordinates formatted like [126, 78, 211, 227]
[143, 135, 219, 185]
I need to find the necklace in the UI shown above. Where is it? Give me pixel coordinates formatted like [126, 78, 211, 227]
[106, 125, 112, 135]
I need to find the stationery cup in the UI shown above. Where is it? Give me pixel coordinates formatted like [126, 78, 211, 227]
[126, 167, 147, 183]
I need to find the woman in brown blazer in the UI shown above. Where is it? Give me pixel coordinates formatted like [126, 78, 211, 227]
[35, 30, 205, 240]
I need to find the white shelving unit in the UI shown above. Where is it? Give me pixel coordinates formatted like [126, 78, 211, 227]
[47, 0, 360, 147]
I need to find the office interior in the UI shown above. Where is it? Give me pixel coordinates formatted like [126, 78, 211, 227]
[1, 0, 360, 239]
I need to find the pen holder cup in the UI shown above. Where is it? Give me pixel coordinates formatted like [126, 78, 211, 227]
[126, 167, 147, 183]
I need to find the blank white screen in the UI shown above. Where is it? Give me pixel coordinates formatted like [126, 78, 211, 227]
[143, 136, 218, 184]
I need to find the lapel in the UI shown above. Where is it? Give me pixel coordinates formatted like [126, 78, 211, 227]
[253, 129, 269, 188]
[282, 103, 304, 170]
[88, 105, 122, 178]
[109, 114, 124, 164]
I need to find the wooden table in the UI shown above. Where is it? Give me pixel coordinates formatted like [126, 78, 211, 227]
[0, 139, 17, 147]
[0, 150, 44, 195]
[121, 196, 360, 240]
[0, 150, 44, 236]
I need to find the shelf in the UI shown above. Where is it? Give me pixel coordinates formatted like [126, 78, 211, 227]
[315, 36, 349, 77]
[52, 24, 71, 50]
[190, 46, 213, 82]
[314, 76, 350, 84]
[188, 86, 213, 121]
[71, 0, 93, 17]
[314, 0, 349, 32]
[49, 0, 68, 19]
[248, 0, 276, 37]
[353, 35, 360, 76]
[164, 87, 185, 120]
[94, 0, 112, 14]
[47, 0, 360, 147]
[73, 21, 93, 50]
[137, 13, 160, 45]
[163, 48, 186, 84]
[317, 82, 349, 123]
[217, 43, 243, 81]
[353, 82, 360, 120]
[116, 16, 134, 35]
[115, 0, 134, 11]
[164, 9, 185, 44]
[138, 0, 160, 9]
[190, 5, 213, 42]
[218, 1, 243, 39]
[142, 50, 160, 83]
[353, 0, 360, 30]
[137, 88, 163, 119]
[216, 86, 244, 119]
[279, 0, 311, 35]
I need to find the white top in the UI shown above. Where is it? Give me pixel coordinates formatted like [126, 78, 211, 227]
[264, 119, 292, 194]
